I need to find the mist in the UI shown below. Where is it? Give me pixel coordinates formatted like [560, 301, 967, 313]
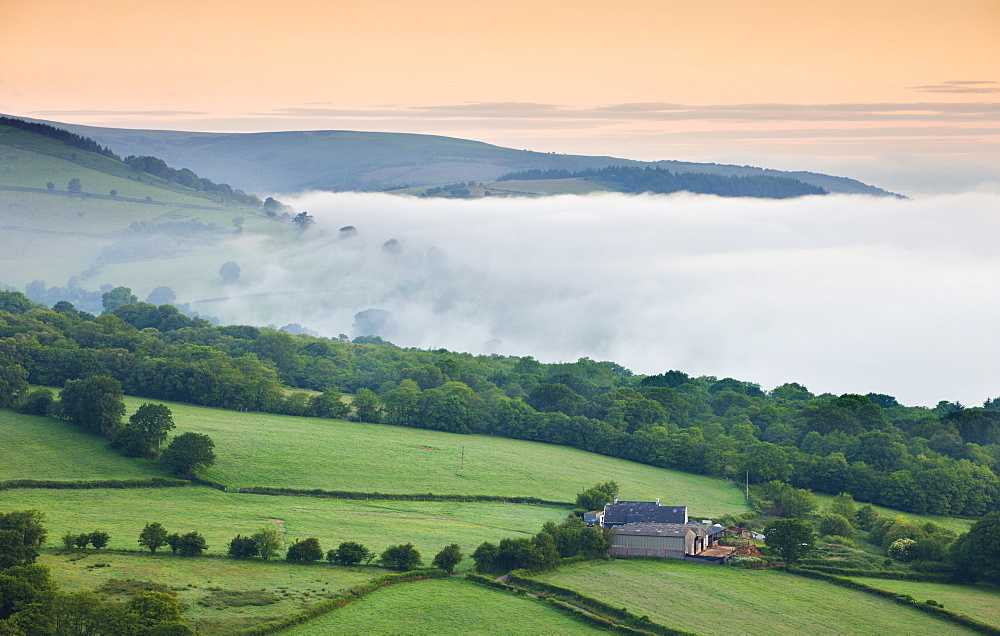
[199, 191, 1000, 408]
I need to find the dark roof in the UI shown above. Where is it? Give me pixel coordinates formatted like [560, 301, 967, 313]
[603, 502, 687, 525]
[613, 522, 694, 537]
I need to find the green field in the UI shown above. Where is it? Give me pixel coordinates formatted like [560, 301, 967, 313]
[531, 559, 974, 634]
[0, 409, 162, 481]
[285, 577, 604, 635]
[850, 577, 1000, 627]
[39, 550, 384, 635]
[0, 487, 567, 566]
[113, 398, 750, 516]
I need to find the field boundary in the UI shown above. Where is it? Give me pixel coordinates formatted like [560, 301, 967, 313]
[0, 477, 190, 491]
[780, 566, 1000, 634]
[236, 486, 571, 506]
[234, 568, 448, 634]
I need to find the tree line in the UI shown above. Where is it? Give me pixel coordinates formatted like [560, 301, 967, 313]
[2, 289, 1000, 518]
[497, 166, 826, 198]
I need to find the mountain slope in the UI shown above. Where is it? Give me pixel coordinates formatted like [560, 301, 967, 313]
[36, 119, 897, 197]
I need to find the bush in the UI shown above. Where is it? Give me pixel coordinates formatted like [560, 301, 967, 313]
[286, 537, 323, 563]
[379, 543, 422, 570]
[228, 534, 259, 559]
[820, 535, 856, 548]
[329, 541, 371, 566]
[176, 531, 207, 556]
[14, 388, 54, 415]
[818, 513, 854, 538]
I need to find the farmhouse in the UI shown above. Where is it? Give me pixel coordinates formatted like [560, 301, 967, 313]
[599, 498, 688, 528]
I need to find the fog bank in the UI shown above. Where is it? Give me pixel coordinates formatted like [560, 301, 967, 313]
[204, 191, 1000, 408]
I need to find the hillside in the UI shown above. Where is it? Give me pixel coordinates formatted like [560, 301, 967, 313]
[33, 117, 898, 196]
[0, 120, 292, 298]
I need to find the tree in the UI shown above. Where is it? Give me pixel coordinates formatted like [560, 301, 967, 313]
[56, 375, 126, 437]
[127, 403, 175, 451]
[379, 543, 422, 570]
[951, 511, 1000, 584]
[160, 432, 215, 477]
[252, 526, 283, 560]
[101, 286, 138, 313]
[329, 541, 371, 566]
[471, 541, 499, 573]
[0, 361, 28, 409]
[432, 543, 462, 574]
[309, 386, 350, 419]
[138, 523, 169, 553]
[764, 518, 815, 564]
[219, 261, 241, 284]
[292, 211, 314, 229]
[575, 481, 619, 511]
[286, 537, 323, 563]
[228, 534, 259, 559]
[67, 178, 82, 193]
[14, 388, 54, 416]
[176, 531, 207, 556]
[46, 182, 54, 190]
[828, 492, 857, 523]
[352, 388, 382, 423]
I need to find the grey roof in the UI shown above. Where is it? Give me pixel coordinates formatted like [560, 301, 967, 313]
[613, 522, 694, 537]
[603, 502, 687, 525]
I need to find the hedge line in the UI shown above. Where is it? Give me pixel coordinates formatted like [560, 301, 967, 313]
[0, 477, 190, 491]
[507, 572, 695, 636]
[781, 567, 1000, 635]
[237, 486, 570, 506]
[236, 569, 448, 635]
[797, 564, 951, 582]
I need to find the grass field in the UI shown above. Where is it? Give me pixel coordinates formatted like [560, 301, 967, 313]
[110, 398, 749, 516]
[0, 410, 162, 481]
[850, 577, 1000, 627]
[531, 559, 974, 635]
[1, 487, 568, 567]
[285, 576, 605, 635]
[39, 550, 385, 635]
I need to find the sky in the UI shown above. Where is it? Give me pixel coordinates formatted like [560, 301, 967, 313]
[2, 0, 999, 194]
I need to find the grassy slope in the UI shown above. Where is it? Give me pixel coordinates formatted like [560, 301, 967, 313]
[532, 559, 974, 635]
[0, 410, 162, 481]
[0, 124, 279, 291]
[285, 577, 604, 635]
[849, 578, 1000, 627]
[115, 397, 748, 515]
[2, 488, 565, 566]
[39, 550, 384, 635]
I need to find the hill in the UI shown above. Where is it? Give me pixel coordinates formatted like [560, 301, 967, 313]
[0, 119, 294, 299]
[31, 117, 898, 196]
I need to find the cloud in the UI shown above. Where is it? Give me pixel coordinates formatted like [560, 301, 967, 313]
[194, 191, 1000, 408]
[28, 109, 208, 117]
[911, 80, 1000, 94]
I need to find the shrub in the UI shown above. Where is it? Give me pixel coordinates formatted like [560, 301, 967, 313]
[330, 541, 371, 566]
[252, 526, 284, 560]
[887, 538, 918, 562]
[228, 534, 259, 559]
[176, 531, 207, 556]
[379, 543, 422, 570]
[88, 530, 110, 549]
[286, 537, 323, 563]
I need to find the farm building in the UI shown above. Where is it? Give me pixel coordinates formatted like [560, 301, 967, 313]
[609, 522, 730, 562]
[600, 498, 687, 528]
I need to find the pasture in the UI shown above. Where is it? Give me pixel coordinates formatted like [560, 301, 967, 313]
[125, 398, 749, 516]
[0, 409, 161, 481]
[531, 559, 974, 635]
[285, 577, 604, 635]
[812, 492, 973, 534]
[2, 487, 568, 565]
[850, 577, 1000, 627]
[39, 550, 384, 635]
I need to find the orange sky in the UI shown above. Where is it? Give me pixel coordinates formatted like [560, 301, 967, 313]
[1, 0, 998, 191]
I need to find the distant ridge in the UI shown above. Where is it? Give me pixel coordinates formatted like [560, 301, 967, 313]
[20, 116, 899, 197]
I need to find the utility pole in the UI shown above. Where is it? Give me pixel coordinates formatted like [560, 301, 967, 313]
[461, 446, 465, 477]
[745, 470, 750, 501]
